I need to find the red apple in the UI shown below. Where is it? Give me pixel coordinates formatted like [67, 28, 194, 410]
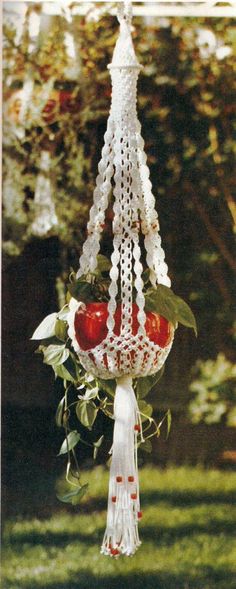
[74, 302, 173, 351]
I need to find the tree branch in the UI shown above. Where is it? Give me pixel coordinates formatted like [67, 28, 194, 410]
[185, 182, 236, 273]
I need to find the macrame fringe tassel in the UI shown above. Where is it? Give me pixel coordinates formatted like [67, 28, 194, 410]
[101, 375, 143, 557]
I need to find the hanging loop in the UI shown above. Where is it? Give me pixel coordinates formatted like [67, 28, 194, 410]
[117, 0, 133, 25]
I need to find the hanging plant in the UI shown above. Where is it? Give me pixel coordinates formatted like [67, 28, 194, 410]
[32, 256, 196, 526]
[32, 1, 197, 557]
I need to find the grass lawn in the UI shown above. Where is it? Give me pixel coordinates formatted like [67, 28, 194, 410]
[2, 466, 236, 589]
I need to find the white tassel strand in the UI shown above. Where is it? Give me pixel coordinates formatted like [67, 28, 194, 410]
[101, 375, 142, 557]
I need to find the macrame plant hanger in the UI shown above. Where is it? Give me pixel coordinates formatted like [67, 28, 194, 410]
[68, 0, 174, 557]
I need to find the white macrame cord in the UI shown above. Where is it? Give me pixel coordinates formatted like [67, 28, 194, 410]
[68, 0, 174, 557]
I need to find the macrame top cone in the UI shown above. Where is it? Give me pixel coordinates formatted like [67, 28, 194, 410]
[68, 1, 175, 557]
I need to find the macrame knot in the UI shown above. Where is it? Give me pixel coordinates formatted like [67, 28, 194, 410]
[118, 1, 133, 26]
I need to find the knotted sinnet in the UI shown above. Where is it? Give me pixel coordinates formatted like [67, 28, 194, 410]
[68, 1, 174, 556]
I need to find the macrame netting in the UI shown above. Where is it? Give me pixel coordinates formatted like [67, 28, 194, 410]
[68, 1, 174, 557]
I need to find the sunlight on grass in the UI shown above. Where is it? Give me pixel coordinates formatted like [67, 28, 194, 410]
[3, 466, 236, 589]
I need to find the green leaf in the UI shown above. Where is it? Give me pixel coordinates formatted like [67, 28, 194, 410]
[36, 336, 62, 347]
[141, 439, 152, 453]
[97, 378, 116, 398]
[78, 386, 98, 401]
[71, 483, 89, 505]
[67, 467, 80, 484]
[57, 483, 89, 505]
[136, 366, 165, 398]
[31, 313, 57, 340]
[58, 430, 81, 455]
[57, 305, 70, 320]
[93, 278, 110, 299]
[145, 284, 197, 334]
[54, 362, 76, 383]
[145, 285, 177, 326]
[76, 400, 98, 429]
[138, 400, 153, 422]
[55, 397, 65, 428]
[55, 319, 68, 342]
[142, 268, 151, 285]
[43, 344, 69, 366]
[54, 354, 81, 383]
[93, 434, 104, 459]
[68, 281, 93, 303]
[172, 295, 197, 335]
[96, 254, 111, 273]
[157, 410, 172, 438]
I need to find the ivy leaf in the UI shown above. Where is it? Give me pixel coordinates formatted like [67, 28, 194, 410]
[142, 268, 151, 285]
[55, 397, 65, 428]
[97, 378, 116, 398]
[76, 400, 98, 429]
[67, 280, 93, 303]
[136, 366, 165, 398]
[67, 255, 111, 301]
[172, 295, 197, 335]
[57, 305, 70, 321]
[54, 354, 80, 383]
[54, 362, 76, 383]
[78, 386, 98, 401]
[145, 285, 197, 334]
[138, 400, 153, 422]
[93, 434, 104, 459]
[93, 278, 110, 300]
[31, 312, 57, 340]
[96, 254, 111, 273]
[57, 483, 89, 505]
[145, 285, 177, 326]
[71, 483, 89, 505]
[157, 410, 172, 439]
[55, 319, 68, 342]
[67, 467, 80, 484]
[58, 430, 81, 455]
[43, 344, 69, 366]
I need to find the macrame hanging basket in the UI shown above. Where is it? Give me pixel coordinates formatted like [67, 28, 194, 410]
[31, 150, 58, 237]
[68, 1, 175, 557]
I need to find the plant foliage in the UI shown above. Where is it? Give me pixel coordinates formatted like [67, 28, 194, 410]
[189, 353, 236, 427]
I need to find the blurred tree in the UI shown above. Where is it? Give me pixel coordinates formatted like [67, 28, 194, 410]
[2, 4, 236, 409]
[189, 353, 236, 426]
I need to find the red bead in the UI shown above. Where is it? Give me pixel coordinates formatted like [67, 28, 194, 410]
[111, 548, 120, 556]
[128, 476, 135, 482]
[111, 496, 116, 503]
[131, 493, 137, 500]
[138, 511, 143, 519]
[116, 476, 123, 483]
[134, 424, 141, 432]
